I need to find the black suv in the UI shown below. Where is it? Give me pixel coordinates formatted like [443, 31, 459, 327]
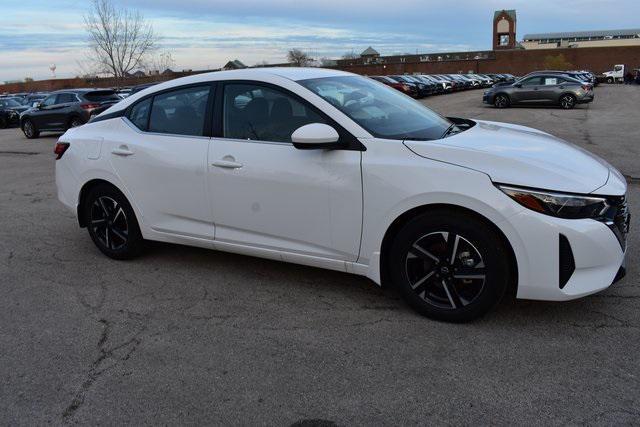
[20, 89, 121, 139]
[0, 98, 29, 128]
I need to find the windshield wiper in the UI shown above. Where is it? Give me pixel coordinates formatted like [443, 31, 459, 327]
[440, 123, 461, 139]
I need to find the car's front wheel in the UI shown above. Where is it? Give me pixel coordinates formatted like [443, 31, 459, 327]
[389, 210, 512, 322]
[84, 184, 144, 260]
[494, 94, 510, 108]
[22, 119, 39, 139]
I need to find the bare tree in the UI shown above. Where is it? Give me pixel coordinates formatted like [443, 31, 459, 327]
[287, 49, 311, 67]
[144, 50, 175, 76]
[84, 0, 157, 83]
[341, 50, 359, 60]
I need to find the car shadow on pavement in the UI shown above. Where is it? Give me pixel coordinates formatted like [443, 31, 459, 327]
[141, 240, 628, 328]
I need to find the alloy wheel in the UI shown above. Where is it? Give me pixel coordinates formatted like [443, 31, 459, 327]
[404, 231, 486, 310]
[23, 121, 34, 137]
[494, 95, 508, 108]
[90, 196, 129, 251]
[560, 95, 575, 109]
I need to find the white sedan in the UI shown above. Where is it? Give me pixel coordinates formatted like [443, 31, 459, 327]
[54, 68, 629, 322]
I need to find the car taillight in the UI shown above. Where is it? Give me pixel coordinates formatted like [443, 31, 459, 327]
[54, 142, 70, 160]
[582, 85, 591, 91]
[402, 84, 411, 91]
[81, 103, 101, 110]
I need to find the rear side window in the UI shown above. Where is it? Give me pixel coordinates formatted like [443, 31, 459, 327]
[521, 77, 543, 86]
[148, 86, 211, 136]
[128, 98, 151, 130]
[57, 93, 78, 104]
[83, 91, 121, 103]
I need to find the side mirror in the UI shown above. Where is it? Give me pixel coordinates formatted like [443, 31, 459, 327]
[514, 83, 522, 88]
[34, 102, 42, 109]
[291, 123, 342, 150]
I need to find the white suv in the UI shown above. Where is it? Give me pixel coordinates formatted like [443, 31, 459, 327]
[55, 68, 629, 322]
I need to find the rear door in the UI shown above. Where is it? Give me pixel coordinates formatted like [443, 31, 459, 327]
[538, 76, 563, 102]
[107, 84, 215, 239]
[52, 93, 80, 127]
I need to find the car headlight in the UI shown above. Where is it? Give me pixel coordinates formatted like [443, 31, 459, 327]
[497, 185, 609, 219]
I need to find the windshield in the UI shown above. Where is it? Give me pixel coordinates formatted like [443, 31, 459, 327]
[299, 75, 452, 141]
[0, 99, 21, 108]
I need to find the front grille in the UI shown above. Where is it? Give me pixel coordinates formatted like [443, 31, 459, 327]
[601, 195, 630, 250]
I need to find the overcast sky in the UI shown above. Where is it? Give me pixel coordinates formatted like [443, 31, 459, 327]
[1, 0, 639, 81]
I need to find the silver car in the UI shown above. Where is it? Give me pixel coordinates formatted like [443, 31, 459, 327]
[483, 74, 594, 109]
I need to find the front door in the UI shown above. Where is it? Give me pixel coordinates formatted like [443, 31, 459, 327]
[512, 76, 544, 103]
[208, 81, 362, 261]
[32, 94, 64, 129]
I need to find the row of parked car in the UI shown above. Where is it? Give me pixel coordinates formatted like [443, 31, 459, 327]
[0, 82, 158, 135]
[369, 73, 517, 98]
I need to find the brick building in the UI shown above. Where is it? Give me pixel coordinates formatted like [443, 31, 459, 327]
[335, 9, 640, 77]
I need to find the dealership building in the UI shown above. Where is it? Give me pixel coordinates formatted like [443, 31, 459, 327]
[335, 10, 640, 76]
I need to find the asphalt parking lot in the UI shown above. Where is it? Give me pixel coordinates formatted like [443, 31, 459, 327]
[1, 85, 638, 425]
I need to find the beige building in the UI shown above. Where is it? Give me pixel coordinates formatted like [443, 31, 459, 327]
[522, 29, 640, 49]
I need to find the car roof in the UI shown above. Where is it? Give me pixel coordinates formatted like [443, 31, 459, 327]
[51, 88, 116, 94]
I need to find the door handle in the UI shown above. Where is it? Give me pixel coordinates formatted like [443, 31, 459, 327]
[111, 146, 134, 156]
[212, 159, 243, 169]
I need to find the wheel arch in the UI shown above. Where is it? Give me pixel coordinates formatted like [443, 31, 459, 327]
[67, 114, 84, 128]
[378, 203, 518, 296]
[77, 178, 129, 227]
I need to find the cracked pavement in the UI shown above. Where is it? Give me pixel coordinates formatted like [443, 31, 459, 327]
[1, 85, 639, 425]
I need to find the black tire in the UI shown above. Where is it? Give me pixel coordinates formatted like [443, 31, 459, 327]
[494, 94, 510, 108]
[84, 184, 144, 260]
[606, 77, 614, 84]
[69, 116, 84, 129]
[559, 94, 576, 110]
[388, 209, 511, 322]
[22, 119, 39, 139]
[0, 116, 7, 129]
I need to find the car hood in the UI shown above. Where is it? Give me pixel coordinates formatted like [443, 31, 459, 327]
[9, 106, 29, 114]
[404, 119, 613, 194]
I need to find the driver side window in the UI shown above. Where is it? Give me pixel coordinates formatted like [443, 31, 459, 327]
[222, 83, 326, 143]
[41, 95, 58, 107]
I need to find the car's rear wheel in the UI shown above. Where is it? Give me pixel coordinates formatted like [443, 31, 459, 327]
[69, 116, 83, 129]
[494, 94, 510, 108]
[389, 210, 511, 322]
[22, 119, 39, 139]
[560, 94, 576, 110]
[84, 184, 144, 260]
[0, 116, 7, 129]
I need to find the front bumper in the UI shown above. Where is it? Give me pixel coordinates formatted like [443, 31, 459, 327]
[505, 207, 627, 301]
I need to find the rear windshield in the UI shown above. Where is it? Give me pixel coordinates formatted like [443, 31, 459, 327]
[83, 91, 121, 103]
